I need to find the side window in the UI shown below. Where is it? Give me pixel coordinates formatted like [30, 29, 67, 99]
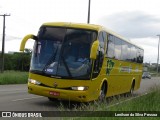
[102, 31, 107, 49]
[127, 43, 131, 61]
[93, 31, 105, 78]
[107, 34, 115, 58]
[137, 48, 141, 63]
[98, 32, 104, 48]
[137, 48, 144, 63]
[98, 31, 105, 54]
[114, 37, 122, 60]
[130, 45, 137, 62]
[121, 41, 128, 60]
[106, 34, 143, 63]
[140, 49, 144, 63]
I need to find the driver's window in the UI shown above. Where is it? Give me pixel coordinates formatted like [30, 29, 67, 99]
[92, 31, 105, 78]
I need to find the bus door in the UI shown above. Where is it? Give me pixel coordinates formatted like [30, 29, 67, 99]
[92, 31, 105, 79]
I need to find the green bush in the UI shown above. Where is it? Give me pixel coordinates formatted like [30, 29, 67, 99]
[0, 71, 28, 85]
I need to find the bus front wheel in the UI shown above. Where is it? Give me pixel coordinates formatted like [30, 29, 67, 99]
[48, 97, 57, 102]
[98, 83, 107, 102]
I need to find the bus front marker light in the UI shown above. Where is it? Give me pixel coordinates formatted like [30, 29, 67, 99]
[71, 86, 88, 91]
[28, 79, 41, 85]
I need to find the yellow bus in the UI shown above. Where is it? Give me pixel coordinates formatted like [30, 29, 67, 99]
[20, 22, 144, 102]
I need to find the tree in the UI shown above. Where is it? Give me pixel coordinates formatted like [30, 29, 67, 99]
[4, 49, 32, 71]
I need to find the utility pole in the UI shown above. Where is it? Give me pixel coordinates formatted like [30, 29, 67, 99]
[0, 14, 10, 73]
[87, 0, 91, 24]
[157, 35, 160, 75]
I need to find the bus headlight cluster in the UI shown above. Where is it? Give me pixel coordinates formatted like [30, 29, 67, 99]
[28, 79, 41, 85]
[71, 86, 88, 91]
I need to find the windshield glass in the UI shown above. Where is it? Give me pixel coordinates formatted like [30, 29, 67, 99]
[30, 26, 97, 79]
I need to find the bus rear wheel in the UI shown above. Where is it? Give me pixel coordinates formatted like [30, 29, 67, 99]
[127, 82, 135, 97]
[130, 83, 134, 95]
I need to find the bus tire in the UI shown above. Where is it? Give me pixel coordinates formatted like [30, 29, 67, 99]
[128, 81, 135, 97]
[98, 82, 107, 102]
[48, 97, 57, 102]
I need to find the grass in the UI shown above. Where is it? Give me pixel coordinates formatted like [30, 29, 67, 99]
[108, 90, 160, 111]
[150, 72, 160, 77]
[0, 71, 28, 85]
[58, 87, 160, 120]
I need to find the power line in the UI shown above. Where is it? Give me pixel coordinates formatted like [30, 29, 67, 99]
[0, 14, 11, 73]
[0, 34, 22, 40]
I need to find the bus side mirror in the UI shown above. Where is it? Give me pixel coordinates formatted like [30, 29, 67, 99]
[90, 40, 99, 59]
[19, 34, 37, 51]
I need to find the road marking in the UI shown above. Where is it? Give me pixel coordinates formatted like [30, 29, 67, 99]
[107, 92, 150, 108]
[12, 96, 43, 102]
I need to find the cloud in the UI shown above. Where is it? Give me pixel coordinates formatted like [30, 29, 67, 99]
[0, 34, 22, 41]
[98, 11, 160, 39]
[131, 37, 158, 63]
[132, 37, 158, 48]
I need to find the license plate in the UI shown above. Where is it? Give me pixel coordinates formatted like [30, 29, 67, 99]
[49, 91, 60, 96]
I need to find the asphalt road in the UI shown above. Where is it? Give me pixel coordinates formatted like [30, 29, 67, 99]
[0, 77, 160, 111]
[135, 77, 160, 94]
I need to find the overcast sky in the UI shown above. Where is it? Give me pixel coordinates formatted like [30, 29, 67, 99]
[0, 0, 160, 63]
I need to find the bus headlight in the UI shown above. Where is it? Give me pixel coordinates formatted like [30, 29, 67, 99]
[28, 79, 41, 85]
[71, 86, 88, 91]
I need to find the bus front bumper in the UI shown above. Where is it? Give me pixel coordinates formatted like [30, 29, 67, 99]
[28, 83, 92, 102]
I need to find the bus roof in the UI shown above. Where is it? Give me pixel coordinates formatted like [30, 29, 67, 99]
[42, 22, 143, 50]
[42, 22, 102, 31]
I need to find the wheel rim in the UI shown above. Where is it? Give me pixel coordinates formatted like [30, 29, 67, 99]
[130, 84, 134, 96]
[99, 84, 105, 101]
[130, 87, 133, 94]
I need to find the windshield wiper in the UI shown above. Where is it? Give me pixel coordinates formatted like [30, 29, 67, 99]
[61, 56, 72, 78]
[42, 46, 59, 72]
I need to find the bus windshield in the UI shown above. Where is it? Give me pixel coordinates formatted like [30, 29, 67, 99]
[30, 26, 97, 79]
